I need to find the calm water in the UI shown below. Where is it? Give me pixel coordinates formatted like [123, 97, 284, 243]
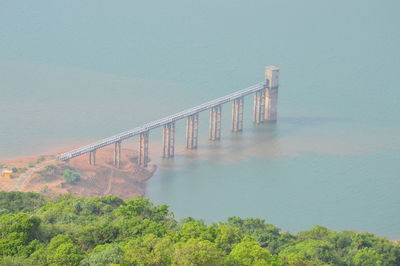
[1, 1, 400, 239]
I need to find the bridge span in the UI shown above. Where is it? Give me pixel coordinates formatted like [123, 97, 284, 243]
[58, 66, 280, 167]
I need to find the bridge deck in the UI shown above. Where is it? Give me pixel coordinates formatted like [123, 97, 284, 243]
[58, 82, 265, 161]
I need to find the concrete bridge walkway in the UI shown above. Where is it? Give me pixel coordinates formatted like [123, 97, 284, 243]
[58, 66, 280, 168]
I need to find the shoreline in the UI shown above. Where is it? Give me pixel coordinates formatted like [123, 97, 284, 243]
[0, 146, 157, 199]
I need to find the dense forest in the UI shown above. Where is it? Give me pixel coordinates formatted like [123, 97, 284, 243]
[0, 191, 399, 265]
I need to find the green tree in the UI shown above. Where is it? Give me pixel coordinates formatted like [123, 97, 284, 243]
[120, 234, 173, 265]
[226, 217, 294, 254]
[0, 191, 46, 213]
[347, 232, 400, 265]
[0, 256, 36, 266]
[278, 239, 337, 265]
[227, 240, 274, 266]
[116, 197, 172, 223]
[297, 226, 332, 241]
[37, 200, 78, 224]
[115, 217, 167, 240]
[76, 221, 120, 249]
[278, 253, 318, 266]
[0, 192, 398, 266]
[172, 238, 225, 265]
[81, 244, 123, 266]
[0, 213, 41, 256]
[32, 235, 84, 266]
[214, 225, 243, 253]
[177, 220, 216, 242]
[353, 247, 383, 266]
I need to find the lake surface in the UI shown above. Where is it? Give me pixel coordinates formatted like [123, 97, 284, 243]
[1, 0, 400, 239]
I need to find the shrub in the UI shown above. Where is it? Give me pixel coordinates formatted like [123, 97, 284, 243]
[18, 168, 27, 174]
[63, 170, 80, 185]
[11, 168, 18, 173]
[37, 156, 45, 163]
[46, 165, 57, 171]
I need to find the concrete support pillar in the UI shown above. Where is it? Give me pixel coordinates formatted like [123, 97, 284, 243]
[162, 123, 175, 158]
[186, 114, 199, 149]
[162, 126, 167, 158]
[232, 97, 244, 132]
[209, 108, 213, 139]
[209, 105, 222, 140]
[88, 150, 96, 165]
[253, 89, 266, 124]
[264, 66, 280, 121]
[170, 123, 175, 157]
[239, 96, 244, 130]
[139, 132, 149, 167]
[216, 106, 221, 139]
[114, 141, 121, 168]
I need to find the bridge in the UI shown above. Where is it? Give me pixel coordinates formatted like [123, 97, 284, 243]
[57, 66, 280, 167]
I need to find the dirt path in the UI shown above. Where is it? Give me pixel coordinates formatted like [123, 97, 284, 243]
[104, 168, 114, 195]
[14, 160, 56, 191]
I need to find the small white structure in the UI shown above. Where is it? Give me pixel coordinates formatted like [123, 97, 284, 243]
[1, 168, 12, 178]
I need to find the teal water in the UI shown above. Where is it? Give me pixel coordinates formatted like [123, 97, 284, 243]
[1, 1, 400, 238]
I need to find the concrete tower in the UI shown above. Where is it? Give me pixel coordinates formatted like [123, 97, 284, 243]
[265, 66, 280, 121]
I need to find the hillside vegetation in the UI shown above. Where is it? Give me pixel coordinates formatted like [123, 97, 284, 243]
[0, 191, 398, 265]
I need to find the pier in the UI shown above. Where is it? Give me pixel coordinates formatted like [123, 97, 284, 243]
[58, 66, 280, 167]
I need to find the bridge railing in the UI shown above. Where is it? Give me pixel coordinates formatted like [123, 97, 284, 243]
[57, 82, 266, 161]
